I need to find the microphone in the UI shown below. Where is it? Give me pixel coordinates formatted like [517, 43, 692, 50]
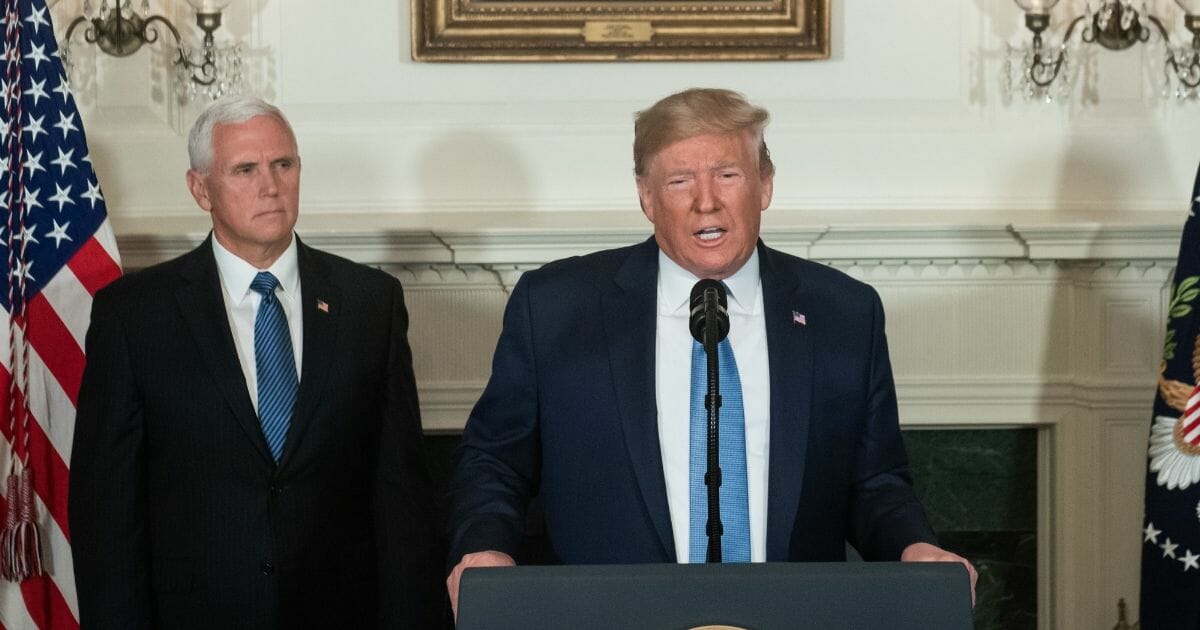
[689, 279, 729, 346]
[688, 278, 730, 562]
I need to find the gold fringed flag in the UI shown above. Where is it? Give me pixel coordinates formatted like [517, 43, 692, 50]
[1142, 162, 1200, 629]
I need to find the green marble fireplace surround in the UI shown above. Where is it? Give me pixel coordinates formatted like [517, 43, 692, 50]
[906, 428, 1038, 630]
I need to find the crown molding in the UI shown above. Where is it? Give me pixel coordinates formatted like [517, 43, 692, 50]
[110, 209, 1184, 270]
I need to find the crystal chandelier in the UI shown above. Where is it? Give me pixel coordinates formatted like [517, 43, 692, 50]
[61, 0, 243, 101]
[1007, 0, 1200, 101]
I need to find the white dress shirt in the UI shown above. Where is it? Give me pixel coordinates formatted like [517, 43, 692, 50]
[212, 235, 304, 413]
[655, 250, 771, 563]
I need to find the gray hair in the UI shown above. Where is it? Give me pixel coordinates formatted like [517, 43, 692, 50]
[187, 96, 296, 173]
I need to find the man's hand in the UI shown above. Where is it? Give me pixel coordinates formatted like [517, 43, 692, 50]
[447, 550, 517, 620]
[901, 542, 978, 605]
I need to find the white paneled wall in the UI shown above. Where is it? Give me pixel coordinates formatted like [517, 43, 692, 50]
[49, 0, 1200, 220]
[50, 0, 1200, 626]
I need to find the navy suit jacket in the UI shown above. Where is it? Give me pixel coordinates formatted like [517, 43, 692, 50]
[449, 237, 935, 567]
[70, 236, 445, 629]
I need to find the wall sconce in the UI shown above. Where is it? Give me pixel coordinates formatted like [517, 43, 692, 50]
[1009, 0, 1200, 100]
[61, 0, 243, 101]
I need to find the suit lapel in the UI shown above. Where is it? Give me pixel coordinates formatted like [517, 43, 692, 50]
[175, 237, 274, 464]
[603, 238, 677, 561]
[278, 239, 341, 467]
[760, 243, 814, 561]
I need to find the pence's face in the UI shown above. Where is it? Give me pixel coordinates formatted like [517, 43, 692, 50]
[188, 115, 301, 260]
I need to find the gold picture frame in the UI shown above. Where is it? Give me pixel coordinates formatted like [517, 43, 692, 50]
[411, 0, 829, 61]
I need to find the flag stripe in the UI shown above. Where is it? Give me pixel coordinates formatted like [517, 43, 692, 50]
[38, 503, 78, 621]
[1184, 400, 1200, 424]
[41, 258, 91, 349]
[0, 321, 78, 463]
[1183, 414, 1200, 437]
[0, 440, 79, 625]
[89, 218, 120, 272]
[0, 302, 83, 466]
[0, 308, 10, 373]
[64, 236, 118, 297]
[0, 382, 72, 540]
[20, 574, 75, 630]
[0, 574, 38, 629]
[24, 293, 83, 405]
[25, 338, 76, 463]
[0, 492, 48, 630]
[0, 491, 78, 629]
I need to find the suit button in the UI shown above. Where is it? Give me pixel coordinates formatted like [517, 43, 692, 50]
[261, 561, 275, 575]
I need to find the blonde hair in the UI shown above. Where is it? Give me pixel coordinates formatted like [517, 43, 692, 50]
[633, 88, 773, 178]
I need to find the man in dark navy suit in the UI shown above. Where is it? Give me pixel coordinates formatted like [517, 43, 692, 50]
[70, 97, 444, 629]
[446, 88, 975, 615]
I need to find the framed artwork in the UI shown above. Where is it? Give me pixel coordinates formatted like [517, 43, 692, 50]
[411, 0, 829, 61]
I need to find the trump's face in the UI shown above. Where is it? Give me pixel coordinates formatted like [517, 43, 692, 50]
[187, 115, 301, 266]
[637, 131, 773, 280]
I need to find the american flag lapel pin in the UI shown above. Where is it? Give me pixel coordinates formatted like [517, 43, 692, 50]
[317, 299, 329, 313]
[792, 310, 807, 326]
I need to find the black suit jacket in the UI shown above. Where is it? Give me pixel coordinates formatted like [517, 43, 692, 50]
[449, 237, 935, 566]
[70, 236, 444, 629]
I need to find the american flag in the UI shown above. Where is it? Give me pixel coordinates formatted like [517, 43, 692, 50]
[0, 0, 120, 628]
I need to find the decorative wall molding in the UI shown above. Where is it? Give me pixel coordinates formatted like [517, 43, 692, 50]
[808, 225, 1025, 260]
[113, 212, 1184, 270]
[389, 264, 504, 289]
[417, 378, 1154, 433]
[1016, 223, 1185, 261]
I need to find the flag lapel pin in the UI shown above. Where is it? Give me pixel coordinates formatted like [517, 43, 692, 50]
[792, 310, 807, 326]
[317, 299, 329, 313]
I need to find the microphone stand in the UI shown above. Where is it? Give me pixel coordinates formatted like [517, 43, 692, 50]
[702, 287, 723, 563]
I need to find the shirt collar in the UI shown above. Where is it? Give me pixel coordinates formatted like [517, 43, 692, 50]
[657, 248, 761, 316]
[212, 233, 300, 306]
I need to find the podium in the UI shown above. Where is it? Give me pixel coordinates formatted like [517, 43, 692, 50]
[457, 561, 973, 630]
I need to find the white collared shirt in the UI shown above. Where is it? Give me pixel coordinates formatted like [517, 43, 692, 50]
[212, 234, 304, 413]
[655, 250, 771, 563]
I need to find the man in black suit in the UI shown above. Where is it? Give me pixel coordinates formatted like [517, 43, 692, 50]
[447, 88, 976, 615]
[69, 97, 443, 628]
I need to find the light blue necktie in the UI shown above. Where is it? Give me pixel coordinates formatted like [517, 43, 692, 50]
[251, 272, 297, 462]
[689, 337, 750, 563]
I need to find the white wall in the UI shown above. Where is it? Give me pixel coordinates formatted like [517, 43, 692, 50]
[51, 0, 1200, 627]
[52, 0, 1200, 225]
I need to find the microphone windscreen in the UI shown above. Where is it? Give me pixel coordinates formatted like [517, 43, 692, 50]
[689, 279, 729, 344]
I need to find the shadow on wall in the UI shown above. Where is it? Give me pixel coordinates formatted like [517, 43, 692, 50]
[417, 129, 590, 237]
[411, 132, 541, 562]
[418, 130, 534, 223]
[1036, 122, 1170, 628]
[408, 129, 535, 422]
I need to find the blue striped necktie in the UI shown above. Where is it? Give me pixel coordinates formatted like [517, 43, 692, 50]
[689, 337, 751, 562]
[251, 272, 297, 462]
